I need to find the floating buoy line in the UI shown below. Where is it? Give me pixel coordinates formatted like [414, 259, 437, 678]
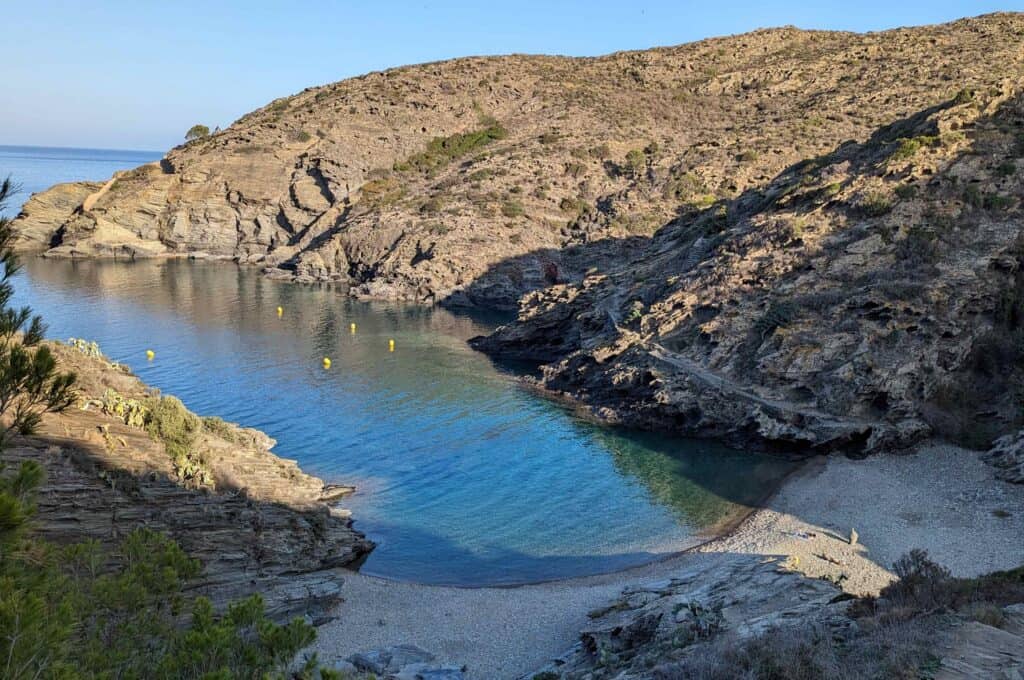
[272, 307, 395, 368]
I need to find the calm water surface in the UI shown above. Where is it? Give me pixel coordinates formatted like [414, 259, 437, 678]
[0, 145, 163, 216]
[3, 147, 796, 585]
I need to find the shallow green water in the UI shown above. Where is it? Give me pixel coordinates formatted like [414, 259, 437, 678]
[12, 258, 795, 585]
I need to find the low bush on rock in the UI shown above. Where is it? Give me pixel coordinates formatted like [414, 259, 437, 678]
[0, 462, 320, 679]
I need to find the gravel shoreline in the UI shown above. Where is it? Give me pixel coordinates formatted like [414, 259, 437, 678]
[314, 442, 1024, 679]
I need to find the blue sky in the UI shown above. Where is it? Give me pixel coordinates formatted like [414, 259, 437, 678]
[2, 1, 1019, 150]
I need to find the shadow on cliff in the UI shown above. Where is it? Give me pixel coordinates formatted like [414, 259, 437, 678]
[3, 423, 372, 623]
[456, 90, 1022, 450]
[449, 93, 966, 327]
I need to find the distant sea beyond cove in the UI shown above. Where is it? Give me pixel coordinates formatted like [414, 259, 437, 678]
[0, 145, 163, 217]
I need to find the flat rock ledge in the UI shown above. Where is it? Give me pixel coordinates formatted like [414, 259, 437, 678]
[2, 341, 373, 623]
[522, 554, 850, 680]
[523, 554, 1024, 680]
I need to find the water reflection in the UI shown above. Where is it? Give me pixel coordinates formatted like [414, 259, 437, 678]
[15, 258, 794, 585]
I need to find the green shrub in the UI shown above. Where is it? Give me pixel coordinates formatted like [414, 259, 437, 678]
[965, 186, 1014, 211]
[559, 196, 591, 217]
[201, 416, 237, 444]
[624, 148, 646, 177]
[983, 193, 1014, 211]
[395, 123, 507, 174]
[859, 190, 893, 217]
[146, 396, 210, 486]
[895, 184, 918, 200]
[963, 185, 983, 208]
[663, 171, 708, 201]
[501, 200, 525, 218]
[0, 465, 317, 679]
[102, 389, 150, 428]
[185, 124, 210, 142]
[419, 196, 444, 214]
[997, 161, 1017, 177]
[360, 176, 406, 207]
[953, 88, 975, 105]
[821, 182, 843, 198]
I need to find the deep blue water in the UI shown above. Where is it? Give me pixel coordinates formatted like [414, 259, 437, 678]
[1, 147, 795, 586]
[0, 145, 163, 216]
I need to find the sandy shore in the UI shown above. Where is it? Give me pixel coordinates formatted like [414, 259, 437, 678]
[314, 442, 1024, 679]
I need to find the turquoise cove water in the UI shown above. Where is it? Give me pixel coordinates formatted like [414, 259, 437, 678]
[3, 148, 795, 586]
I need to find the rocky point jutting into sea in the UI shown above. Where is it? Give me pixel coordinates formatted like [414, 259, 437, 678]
[15, 339, 372, 622]
[7, 11, 1024, 680]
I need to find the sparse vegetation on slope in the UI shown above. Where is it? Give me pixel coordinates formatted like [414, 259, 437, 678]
[14, 13, 1024, 310]
[478, 80, 1024, 455]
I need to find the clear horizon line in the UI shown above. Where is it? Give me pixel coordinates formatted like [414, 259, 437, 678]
[0, 143, 164, 155]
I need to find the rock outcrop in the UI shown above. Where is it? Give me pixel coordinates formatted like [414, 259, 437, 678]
[526, 556, 1024, 680]
[525, 555, 851, 679]
[477, 83, 1024, 456]
[12, 14, 1024, 310]
[2, 341, 373, 622]
[986, 430, 1024, 483]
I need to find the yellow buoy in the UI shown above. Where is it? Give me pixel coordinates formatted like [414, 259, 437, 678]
[388, 339, 395, 352]
[322, 357, 331, 369]
[146, 350, 155, 361]
[276, 306, 283, 317]
[350, 322, 356, 334]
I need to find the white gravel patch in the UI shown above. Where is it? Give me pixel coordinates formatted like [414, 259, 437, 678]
[314, 441, 1024, 679]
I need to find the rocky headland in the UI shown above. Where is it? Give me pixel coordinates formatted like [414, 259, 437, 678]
[3, 339, 372, 623]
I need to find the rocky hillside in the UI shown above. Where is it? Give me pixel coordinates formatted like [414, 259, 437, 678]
[525, 553, 1024, 679]
[476, 79, 1024, 456]
[13, 13, 1024, 310]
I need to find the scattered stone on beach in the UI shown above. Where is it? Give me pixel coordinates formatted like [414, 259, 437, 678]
[347, 644, 438, 676]
[850, 527, 859, 546]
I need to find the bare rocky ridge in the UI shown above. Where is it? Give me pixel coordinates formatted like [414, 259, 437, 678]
[2, 341, 372, 622]
[12, 13, 1024, 311]
[476, 78, 1024, 456]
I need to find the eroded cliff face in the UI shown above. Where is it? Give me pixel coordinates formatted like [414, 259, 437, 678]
[476, 85, 1024, 455]
[13, 14, 1024, 309]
